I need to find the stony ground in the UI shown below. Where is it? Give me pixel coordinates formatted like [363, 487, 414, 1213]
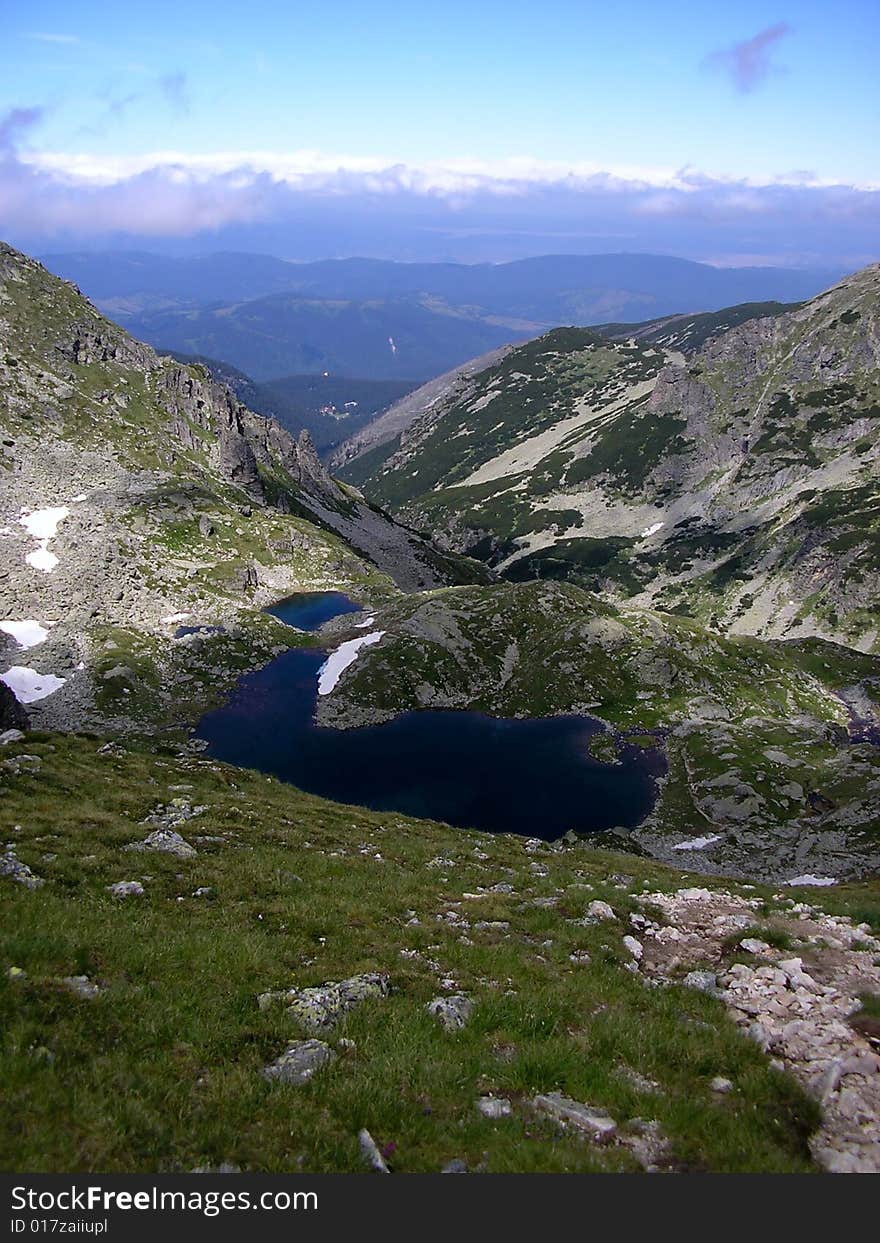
[632, 886, 880, 1172]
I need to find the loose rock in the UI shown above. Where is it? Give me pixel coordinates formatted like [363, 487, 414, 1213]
[532, 1092, 617, 1142]
[426, 994, 474, 1031]
[107, 880, 144, 898]
[125, 828, 197, 859]
[284, 973, 390, 1033]
[358, 1128, 390, 1173]
[262, 1040, 337, 1086]
[476, 1096, 512, 1120]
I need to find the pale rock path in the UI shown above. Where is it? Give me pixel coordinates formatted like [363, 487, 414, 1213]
[633, 886, 880, 1172]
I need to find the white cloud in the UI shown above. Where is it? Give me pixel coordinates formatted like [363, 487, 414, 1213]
[1, 107, 877, 265]
[23, 149, 878, 195]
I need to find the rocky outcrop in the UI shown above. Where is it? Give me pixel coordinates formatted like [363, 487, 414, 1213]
[0, 242, 490, 734]
[0, 683, 28, 732]
[633, 885, 880, 1173]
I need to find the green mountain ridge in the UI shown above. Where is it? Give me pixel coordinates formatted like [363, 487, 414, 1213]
[349, 269, 880, 652]
[122, 292, 530, 382]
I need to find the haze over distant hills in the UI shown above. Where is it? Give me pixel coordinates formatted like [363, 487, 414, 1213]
[41, 250, 840, 383]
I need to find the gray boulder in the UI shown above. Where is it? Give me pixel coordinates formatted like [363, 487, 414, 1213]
[426, 994, 474, 1031]
[0, 848, 44, 889]
[358, 1129, 390, 1173]
[0, 683, 28, 732]
[107, 880, 145, 898]
[126, 828, 196, 858]
[285, 973, 390, 1033]
[532, 1092, 617, 1142]
[262, 1040, 337, 1086]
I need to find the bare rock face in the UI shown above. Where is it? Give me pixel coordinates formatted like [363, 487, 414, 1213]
[0, 683, 28, 732]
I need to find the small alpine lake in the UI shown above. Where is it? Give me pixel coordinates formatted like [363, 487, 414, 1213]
[195, 592, 661, 840]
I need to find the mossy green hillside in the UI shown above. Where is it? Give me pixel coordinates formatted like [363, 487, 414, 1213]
[321, 580, 877, 730]
[6, 729, 865, 1174]
[365, 329, 670, 510]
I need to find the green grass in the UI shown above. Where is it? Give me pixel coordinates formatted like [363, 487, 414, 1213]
[0, 731, 839, 1173]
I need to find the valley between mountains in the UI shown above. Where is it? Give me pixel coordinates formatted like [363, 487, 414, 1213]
[2, 243, 879, 1174]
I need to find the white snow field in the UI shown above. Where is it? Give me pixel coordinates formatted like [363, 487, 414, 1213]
[1, 665, 67, 703]
[20, 506, 70, 574]
[0, 620, 50, 649]
[317, 631, 385, 696]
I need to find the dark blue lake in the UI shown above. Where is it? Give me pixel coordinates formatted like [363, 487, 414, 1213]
[266, 591, 365, 631]
[195, 593, 659, 839]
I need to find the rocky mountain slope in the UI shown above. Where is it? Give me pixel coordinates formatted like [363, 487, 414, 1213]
[0, 243, 481, 736]
[594, 300, 797, 355]
[2, 244, 880, 1175]
[333, 344, 516, 483]
[332, 304, 790, 481]
[164, 350, 417, 455]
[350, 268, 880, 652]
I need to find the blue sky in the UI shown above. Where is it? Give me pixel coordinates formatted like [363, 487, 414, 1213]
[1, 1, 877, 265]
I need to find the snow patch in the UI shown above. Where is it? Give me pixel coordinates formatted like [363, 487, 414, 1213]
[26, 546, 59, 572]
[20, 506, 70, 575]
[641, 521, 665, 538]
[161, 612, 192, 624]
[671, 833, 724, 851]
[1, 665, 67, 704]
[0, 620, 50, 649]
[317, 631, 385, 696]
[785, 874, 838, 887]
[20, 507, 69, 540]
[353, 614, 376, 629]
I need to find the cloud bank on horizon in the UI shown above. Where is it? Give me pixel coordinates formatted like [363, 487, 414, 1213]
[2, 112, 876, 270]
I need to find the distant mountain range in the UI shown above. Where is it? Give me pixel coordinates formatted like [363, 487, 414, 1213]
[119, 294, 524, 382]
[41, 250, 840, 383]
